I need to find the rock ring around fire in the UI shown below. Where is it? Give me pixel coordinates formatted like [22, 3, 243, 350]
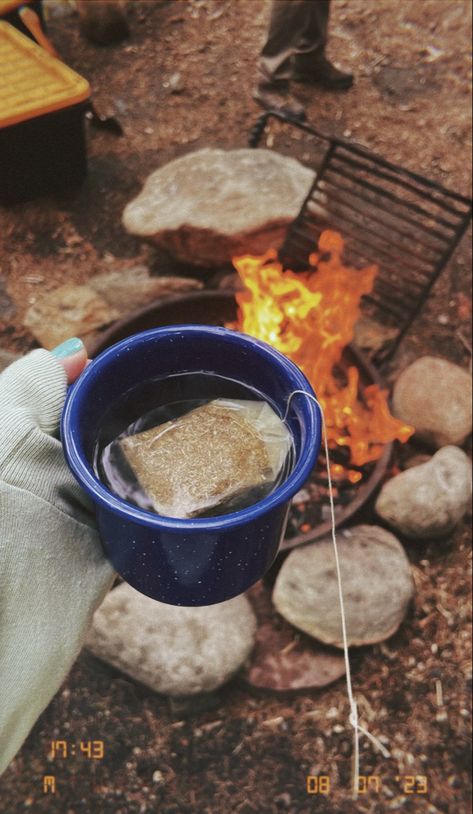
[85, 584, 257, 696]
[375, 445, 472, 539]
[273, 525, 414, 648]
[392, 356, 472, 449]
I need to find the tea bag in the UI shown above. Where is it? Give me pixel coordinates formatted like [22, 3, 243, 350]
[119, 399, 292, 518]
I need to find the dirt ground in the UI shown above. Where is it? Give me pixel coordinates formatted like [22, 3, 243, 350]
[0, 1, 471, 812]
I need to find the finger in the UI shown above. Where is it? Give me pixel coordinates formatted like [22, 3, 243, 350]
[51, 338, 88, 384]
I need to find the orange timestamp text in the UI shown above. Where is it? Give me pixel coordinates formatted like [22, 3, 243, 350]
[306, 774, 428, 795]
[49, 740, 104, 760]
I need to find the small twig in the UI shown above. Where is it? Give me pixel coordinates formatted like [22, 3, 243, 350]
[280, 635, 300, 655]
[456, 329, 472, 355]
[372, 54, 386, 68]
[456, 330, 473, 372]
[379, 643, 398, 660]
[357, 694, 377, 722]
[200, 719, 223, 733]
[261, 716, 284, 729]
[436, 603, 453, 621]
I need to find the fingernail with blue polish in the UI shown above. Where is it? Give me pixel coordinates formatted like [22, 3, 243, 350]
[51, 338, 85, 359]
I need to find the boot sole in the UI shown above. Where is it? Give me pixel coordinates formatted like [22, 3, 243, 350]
[293, 75, 353, 90]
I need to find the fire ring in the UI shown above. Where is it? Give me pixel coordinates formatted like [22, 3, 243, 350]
[87, 290, 392, 551]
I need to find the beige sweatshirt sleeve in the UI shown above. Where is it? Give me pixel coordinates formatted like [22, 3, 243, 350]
[0, 350, 115, 776]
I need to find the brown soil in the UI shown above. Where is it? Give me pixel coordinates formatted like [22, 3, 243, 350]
[0, 1, 471, 813]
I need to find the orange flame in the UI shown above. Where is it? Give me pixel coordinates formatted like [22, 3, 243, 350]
[229, 230, 413, 481]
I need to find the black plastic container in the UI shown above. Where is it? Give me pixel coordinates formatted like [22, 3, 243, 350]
[0, 102, 89, 203]
[0, 20, 90, 203]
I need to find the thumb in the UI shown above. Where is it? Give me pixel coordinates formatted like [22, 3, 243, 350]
[51, 338, 88, 384]
[0, 339, 87, 446]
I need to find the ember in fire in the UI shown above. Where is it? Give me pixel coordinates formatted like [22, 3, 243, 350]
[230, 230, 414, 483]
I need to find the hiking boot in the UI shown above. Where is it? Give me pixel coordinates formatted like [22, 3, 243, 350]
[253, 85, 306, 121]
[293, 57, 353, 90]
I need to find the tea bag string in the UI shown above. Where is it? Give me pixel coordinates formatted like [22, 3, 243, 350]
[283, 390, 390, 800]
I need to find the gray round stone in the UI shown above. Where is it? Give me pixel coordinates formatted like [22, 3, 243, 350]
[86, 584, 256, 696]
[392, 356, 472, 448]
[375, 445, 472, 539]
[272, 525, 414, 648]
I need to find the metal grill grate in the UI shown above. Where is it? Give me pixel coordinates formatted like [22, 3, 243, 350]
[249, 112, 472, 363]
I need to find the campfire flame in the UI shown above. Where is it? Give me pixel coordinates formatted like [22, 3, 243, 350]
[229, 230, 413, 483]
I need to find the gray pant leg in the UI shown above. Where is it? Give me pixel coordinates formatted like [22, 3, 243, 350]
[294, 0, 330, 71]
[259, 0, 330, 88]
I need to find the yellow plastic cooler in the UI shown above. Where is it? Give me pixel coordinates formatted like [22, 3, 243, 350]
[0, 20, 90, 202]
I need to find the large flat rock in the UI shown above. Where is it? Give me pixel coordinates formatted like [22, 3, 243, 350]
[122, 148, 315, 266]
[24, 284, 119, 350]
[23, 269, 202, 349]
[89, 266, 202, 312]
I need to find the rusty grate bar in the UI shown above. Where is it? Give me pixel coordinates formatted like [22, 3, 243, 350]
[249, 112, 472, 363]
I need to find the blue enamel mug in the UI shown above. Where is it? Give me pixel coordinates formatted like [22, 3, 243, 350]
[61, 325, 321, 606]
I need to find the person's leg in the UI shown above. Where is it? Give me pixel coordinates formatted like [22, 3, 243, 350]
[292, 0, 329, 69]
[292, 0, 353, 89]
[255, 1, 308, 120]
[258, 0, 310, 89]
